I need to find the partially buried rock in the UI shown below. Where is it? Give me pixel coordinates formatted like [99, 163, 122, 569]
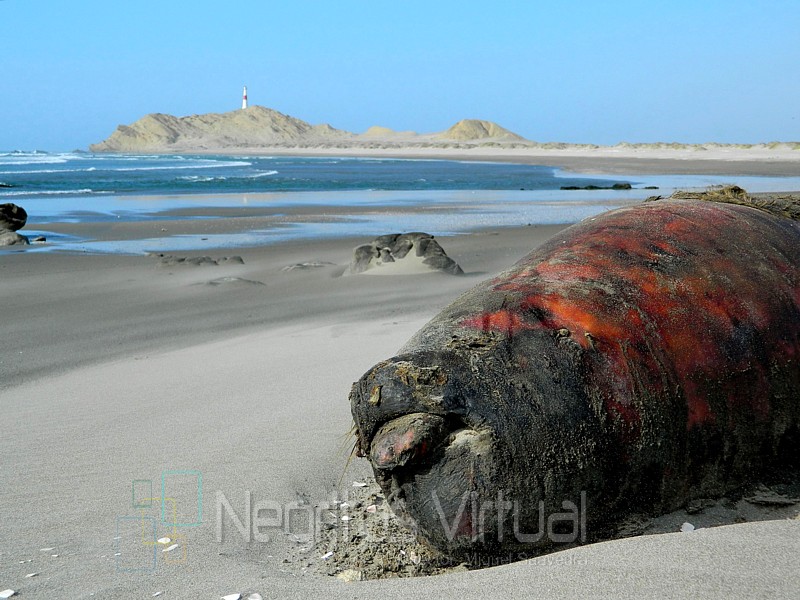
[347, 233, 463, 275]
[0, 231, 29, 246]
[205, 276, 265, 286]
[150, 253, 245, 267]
[0, 203, 27, 231]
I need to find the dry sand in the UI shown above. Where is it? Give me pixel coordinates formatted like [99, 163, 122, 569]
[195, 144, 800, 176]
[2, 155, 800, 598]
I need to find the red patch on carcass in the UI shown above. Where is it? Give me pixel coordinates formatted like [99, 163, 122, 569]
[461, 201, 800, 438]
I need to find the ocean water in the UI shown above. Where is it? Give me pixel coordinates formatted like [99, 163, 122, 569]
[3, 151, 800, 254]
[0, 151, 638, 196]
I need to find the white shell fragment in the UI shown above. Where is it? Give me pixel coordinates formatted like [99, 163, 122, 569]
[157, 537, 171, 544]
[365, 504, 377, 513]
[352, 481, 368, 487]
[221, 594, 241, 600]
[247, 594, 263, 600]
[39, 547, 55, 552]
[25, 573, 38, 578]
[0, 591, 16, 599]
[162, 544, 179, 553]
[321, 551, 334, 560]
[680, 522, 696, 532]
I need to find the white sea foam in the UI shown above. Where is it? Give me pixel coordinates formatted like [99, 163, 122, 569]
[109, 160, 251, 172]
[0, 156, 70, 166]
[0, 151, 85, 164]
[176, 170, 276, 182]
[0, 157, 251, 173]
[89, 154, 167, 160]
[0, 188, 105, 196]
[246, 170, 279, 178]
[0, 167, 97, 175]
[177, 175, 226, 182]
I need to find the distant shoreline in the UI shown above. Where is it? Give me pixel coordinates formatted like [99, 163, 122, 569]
[226, 146, 800, 176]
[97, 145, 800, 176]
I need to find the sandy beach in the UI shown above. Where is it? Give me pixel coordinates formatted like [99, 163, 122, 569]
[192, 143, 800, 177]
[2, 153, 799, 599]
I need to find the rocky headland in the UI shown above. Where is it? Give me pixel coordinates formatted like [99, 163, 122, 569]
[89, 106, 529, 153]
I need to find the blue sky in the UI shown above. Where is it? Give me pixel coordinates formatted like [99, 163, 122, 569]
[2, 0, 799, 150]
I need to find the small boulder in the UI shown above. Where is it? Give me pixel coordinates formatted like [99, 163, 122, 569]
[0, 203, 27, 231]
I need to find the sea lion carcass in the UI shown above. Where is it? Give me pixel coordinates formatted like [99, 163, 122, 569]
[349, 198, 800, 557]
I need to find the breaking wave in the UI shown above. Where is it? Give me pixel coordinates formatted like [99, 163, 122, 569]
[0, 188, 108, 197]
[246, 170, 279, 178]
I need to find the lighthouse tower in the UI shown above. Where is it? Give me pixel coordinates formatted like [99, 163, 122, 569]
[241, 86, 248, 110]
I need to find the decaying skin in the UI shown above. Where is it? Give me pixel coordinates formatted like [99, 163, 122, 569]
[350, 199, 800, 557]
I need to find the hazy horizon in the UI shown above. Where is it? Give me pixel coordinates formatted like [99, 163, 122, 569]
[2, 0, 799, 150]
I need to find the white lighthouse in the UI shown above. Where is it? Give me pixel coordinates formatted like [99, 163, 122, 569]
[241, 86, 248, 110]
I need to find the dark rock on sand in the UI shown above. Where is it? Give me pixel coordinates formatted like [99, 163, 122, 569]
[0, 203, 27, 231]
[348, 233, 463, 275]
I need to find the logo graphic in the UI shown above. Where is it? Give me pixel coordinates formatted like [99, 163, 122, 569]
[115, 470, 203, 572]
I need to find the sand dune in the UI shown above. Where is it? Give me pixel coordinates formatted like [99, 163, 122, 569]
[435, 118, 526, 141]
